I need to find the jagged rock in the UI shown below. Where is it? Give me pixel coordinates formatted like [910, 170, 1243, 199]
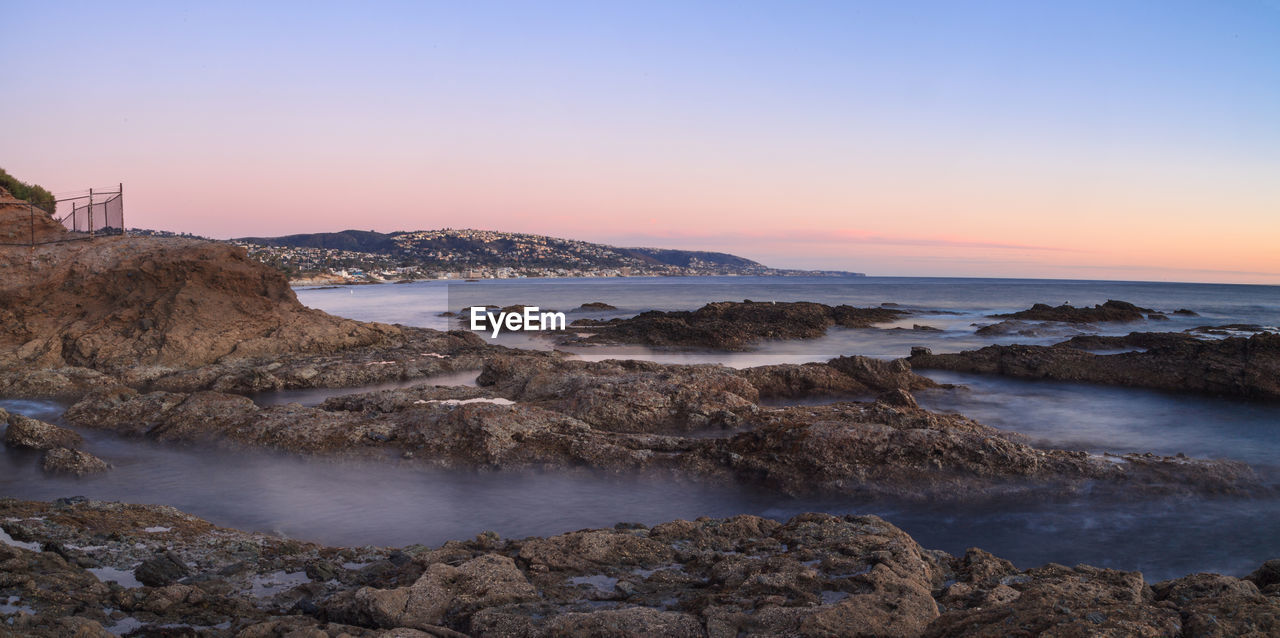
[910, 332, 1280, 399]
[0, 498, 1276, 637]
[561, 300, 907, 350]
[992, 299, 1154, 323]
[543, 607, 703, 637]
[0, 235, 406, 372]
[876, 388, 919, 408]
[39, 447, 109, 476]
[1153, 572, 1280, 637]
[135, 550, 191, 586]
[927, 563, 1184, 637]
[573, 302, 617, 311]
[477, 355, 760, 433]
[1247, 559, 1280, 592]
[356, 554, 537, 630]
[4, 412, 83, 450]
[64, 365, 1261, 501]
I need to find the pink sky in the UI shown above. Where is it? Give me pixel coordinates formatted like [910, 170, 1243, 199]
[4, 2, 1278, 284]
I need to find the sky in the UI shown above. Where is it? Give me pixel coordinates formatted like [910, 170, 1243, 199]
[3, 1, 1278, 283]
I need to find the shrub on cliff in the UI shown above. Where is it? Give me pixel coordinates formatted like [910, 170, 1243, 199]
[0, 167, 55, 214]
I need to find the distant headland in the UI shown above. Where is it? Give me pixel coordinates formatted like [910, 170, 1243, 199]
[135, 228, 867, 283]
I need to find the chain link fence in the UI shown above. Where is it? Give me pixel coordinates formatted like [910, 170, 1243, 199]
[0, 184, 125, 246]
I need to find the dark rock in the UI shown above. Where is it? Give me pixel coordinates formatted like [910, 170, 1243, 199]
[1247, 559, 1280, 591]
[558, 300, 908, 350]
[574, 302, 617, 311]
[305, 560, 338, 581]
[992, 299, 1154, 323]
[911, 332, 1280, 400]
[4, 412, 83, 450]
[135, 550, 191, 586]
[974, 319, 1083, 338]
[40, 448, 110, 477]
[876, 388, 919, 408]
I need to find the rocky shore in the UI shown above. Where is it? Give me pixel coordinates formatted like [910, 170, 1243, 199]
[1, 498, 1276, 637]
[560, 301, 908, 349]
[54, 354, 1263, 501]
[909, 331, 1280, 400]
[3, 203, 1278, 635]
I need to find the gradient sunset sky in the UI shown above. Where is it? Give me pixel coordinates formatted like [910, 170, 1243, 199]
[4, 1, 1278, 283]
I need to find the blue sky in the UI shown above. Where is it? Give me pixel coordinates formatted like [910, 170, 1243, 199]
[4, 1, 1278, 281]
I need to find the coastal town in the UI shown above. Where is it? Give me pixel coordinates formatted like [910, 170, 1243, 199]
[136, 227, 866, 283]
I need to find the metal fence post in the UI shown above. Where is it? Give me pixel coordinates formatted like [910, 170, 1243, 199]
[88, 188, 94, 238]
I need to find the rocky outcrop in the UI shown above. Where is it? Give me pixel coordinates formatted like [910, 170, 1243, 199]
[572, 302, 617, 311]
[560, 300, 907, 350]
[477, 355, 760, 433]
[0, 186, 65, 244]
[909, 332, 1280, 400]
[992, 299, 1155, 323]
[39, 447, 110, 476]
[64, 373, 1260, 501]
[973, 319, 1084, 338]
[0, 234, 405, 372]
[1, 498, 1276, 637]
[3, 410, 83, 450]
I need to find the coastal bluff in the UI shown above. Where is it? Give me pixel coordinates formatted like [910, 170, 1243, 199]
[0, 195, 400, 372]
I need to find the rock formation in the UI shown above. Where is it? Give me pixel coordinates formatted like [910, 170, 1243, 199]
[0, 498, 1276, 637]
[0, 226, 404, 372]
[561, 300, 907, 349]
[992, 299, 1156, 323]
[910, 332, 1280, 400]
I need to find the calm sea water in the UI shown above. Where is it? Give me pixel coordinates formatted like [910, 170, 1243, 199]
[3, 276, 1278, 581]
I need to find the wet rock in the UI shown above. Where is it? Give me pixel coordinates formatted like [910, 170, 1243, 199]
[0, 366, 119, 400]
[703, 403, 1259, 500]
[4, 412, 83, 450]
[544, 607, 702, 637]
[826, 355, 938, 394]
[0, 497, 1274, 637]
[135, 550, 191, 586]
[876, 388, 919, 408]
[974, 319, 1083, 338]
[1152, 572, 1280, 637]
[910, 332, 1280, 400]
[1247, 559, 1280, 592]
[65, 362, 1261, 501]
[560, 300, 908, 350]
[993, 299, 1154, 323]
[40, 447, 110, 476]
[573, 302, 617, 311]
[478, 355, 759, 433]
[356, 553, 537, 630]
[927, 563, 1183, 637]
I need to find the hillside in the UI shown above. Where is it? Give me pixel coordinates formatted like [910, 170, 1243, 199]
[237, 228, 765, 272]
